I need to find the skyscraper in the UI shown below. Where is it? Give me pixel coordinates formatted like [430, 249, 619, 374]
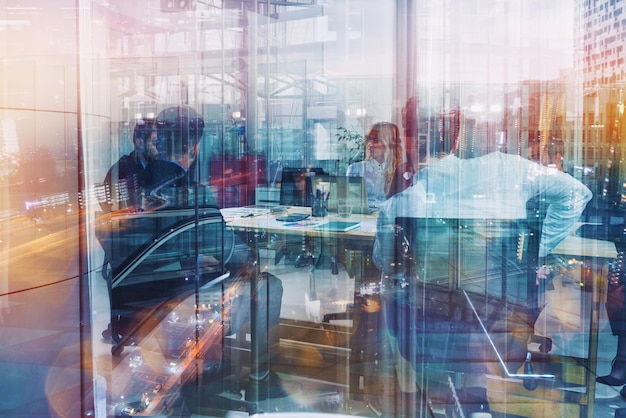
[580, 0, 626, 88]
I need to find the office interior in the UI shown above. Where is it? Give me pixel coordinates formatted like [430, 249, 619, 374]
[4, 0, 626, 417]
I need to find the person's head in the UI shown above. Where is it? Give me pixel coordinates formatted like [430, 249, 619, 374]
[156, 106, 205, 170]
[365, 122, 403, 167]
[132, 118, 158, 164]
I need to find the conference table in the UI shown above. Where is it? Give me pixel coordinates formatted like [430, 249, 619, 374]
[224, 205, 619, 417]
[224, 206, 379, 280]
[224, 206, 616, 254]
[224, 206, 616, 288]
[223, 206, 378, 239]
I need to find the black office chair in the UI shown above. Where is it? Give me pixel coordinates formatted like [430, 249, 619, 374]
[100, 180, 287, 414]
[383, 216, 551, 414]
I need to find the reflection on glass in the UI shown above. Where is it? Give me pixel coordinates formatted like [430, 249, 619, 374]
[3, 0, 626, 417]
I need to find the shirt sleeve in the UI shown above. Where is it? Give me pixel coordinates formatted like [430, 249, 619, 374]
[346, 162, 362, 177]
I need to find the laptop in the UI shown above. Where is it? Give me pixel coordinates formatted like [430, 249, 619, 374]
[278, 167, 326, 207]
[327, 176, 372, 214]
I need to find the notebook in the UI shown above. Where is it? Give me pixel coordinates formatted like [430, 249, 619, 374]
[313, 221, 361, 232]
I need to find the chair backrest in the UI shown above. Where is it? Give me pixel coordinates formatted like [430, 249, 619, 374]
[394, 217, 539, 306]
[279, 167, 325, 206]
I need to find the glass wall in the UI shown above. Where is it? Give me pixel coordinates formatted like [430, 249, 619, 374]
[2, 0, 626, 417]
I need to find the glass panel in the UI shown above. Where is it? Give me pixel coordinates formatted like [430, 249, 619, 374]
[77, 0, 624, 416]
[0, 0, 85, 415]
[4, 0, 626, 417]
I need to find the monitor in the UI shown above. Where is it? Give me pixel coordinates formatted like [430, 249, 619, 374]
[279, 167, 326, 206]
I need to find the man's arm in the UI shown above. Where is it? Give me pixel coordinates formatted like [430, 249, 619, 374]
[527, 161, 593, 257]
[372, 188, 417, 274]
[373, 201, 395, 273]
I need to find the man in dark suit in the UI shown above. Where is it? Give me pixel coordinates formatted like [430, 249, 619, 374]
[102, 118, 159, 211]
[153, 106, 287, 401]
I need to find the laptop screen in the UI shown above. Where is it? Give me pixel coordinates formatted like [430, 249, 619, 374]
[279, 167, 326, 207]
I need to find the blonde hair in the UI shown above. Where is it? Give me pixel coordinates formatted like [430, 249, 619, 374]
[365, 122, 406, 194]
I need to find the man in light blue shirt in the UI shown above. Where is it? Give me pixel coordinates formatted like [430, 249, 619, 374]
[373, 151, 592, 271]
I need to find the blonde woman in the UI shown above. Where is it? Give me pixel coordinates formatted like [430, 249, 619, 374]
[346, 122, 414, 209]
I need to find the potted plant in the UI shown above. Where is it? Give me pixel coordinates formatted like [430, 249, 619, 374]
[336, 126, 364, 174]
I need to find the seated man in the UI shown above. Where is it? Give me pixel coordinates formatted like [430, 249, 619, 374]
[103, 106, 286, 402]
[154, 105, 286, 401]
[372, 115, 592, 411]
[99, 117, 159, 341]
[102, 117, 159, 212]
